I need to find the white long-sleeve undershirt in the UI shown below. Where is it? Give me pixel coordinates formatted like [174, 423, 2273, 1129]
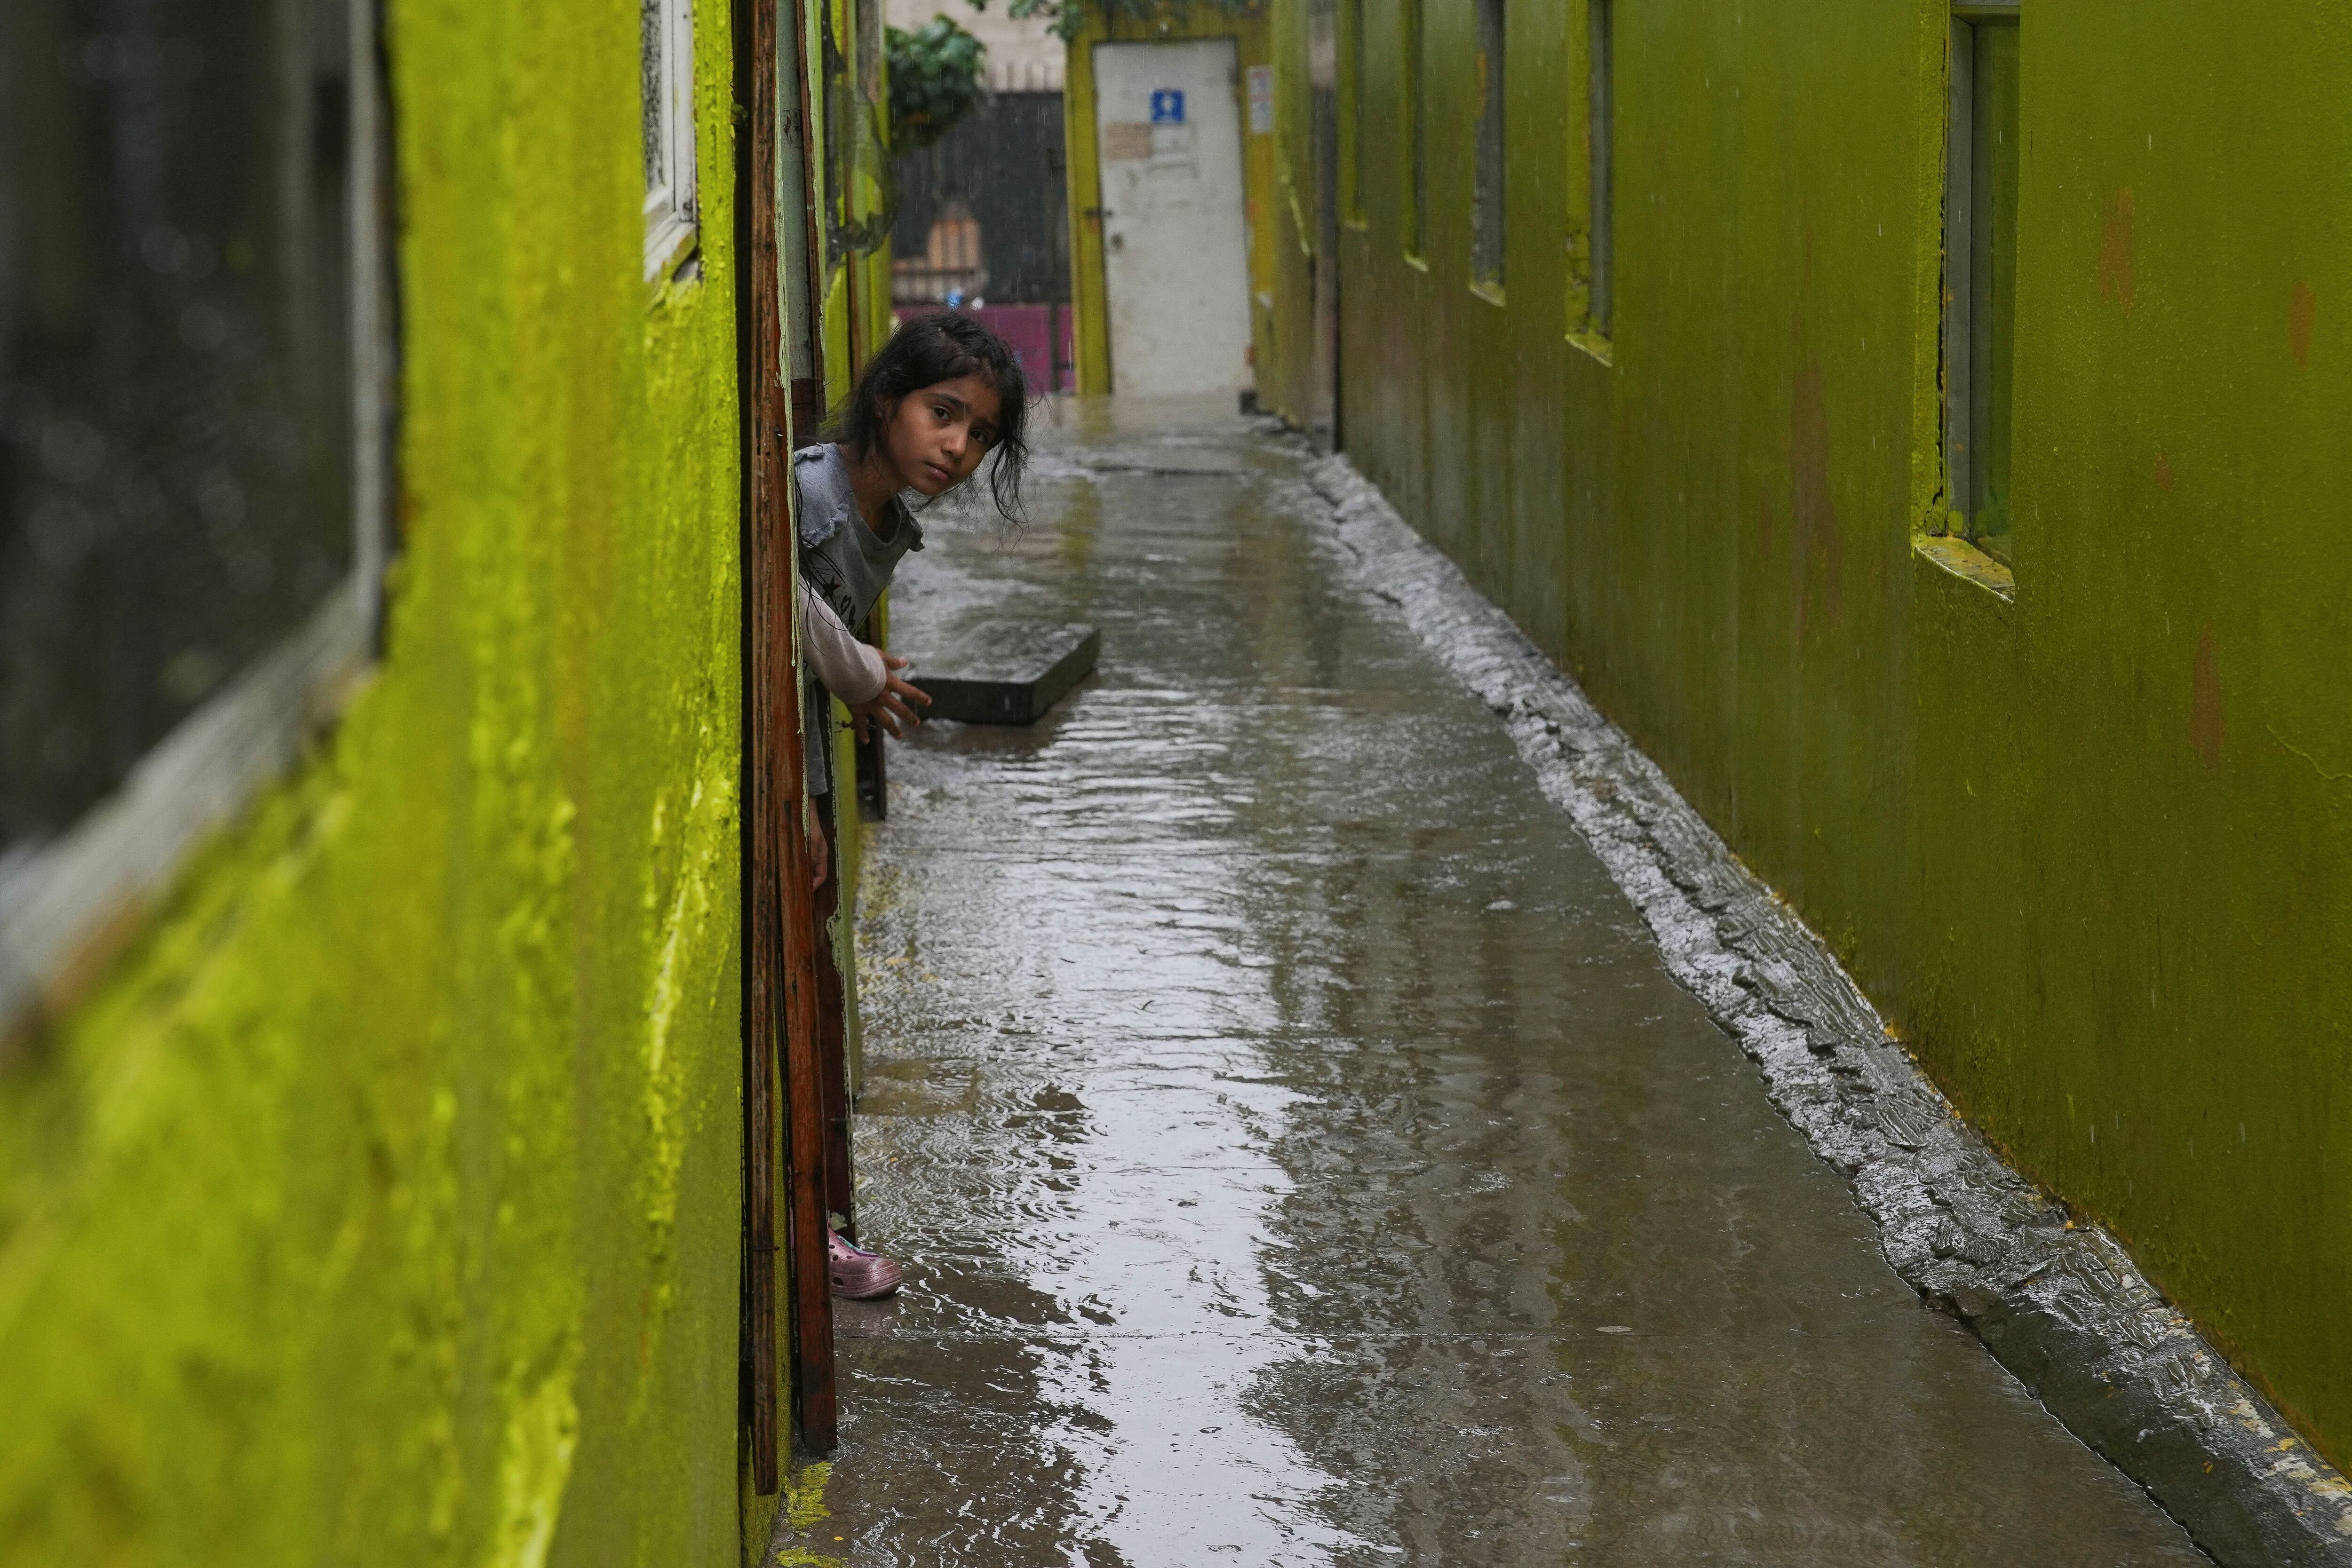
[799, 578, 888, 705]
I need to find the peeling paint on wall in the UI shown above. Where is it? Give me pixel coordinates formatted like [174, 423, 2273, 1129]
[2192, 624, 2225, 772]
[2289, 279, 2317, 367]
[2098, 187, 2136, 315]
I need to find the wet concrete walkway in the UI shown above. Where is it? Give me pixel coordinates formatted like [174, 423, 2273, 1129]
[778, 400, 2206, 1566]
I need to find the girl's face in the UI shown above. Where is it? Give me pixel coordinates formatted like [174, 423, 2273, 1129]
[883, 373, 1004, 498]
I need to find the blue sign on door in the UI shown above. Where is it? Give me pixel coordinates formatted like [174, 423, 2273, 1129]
[1149, 89, 1186, 125]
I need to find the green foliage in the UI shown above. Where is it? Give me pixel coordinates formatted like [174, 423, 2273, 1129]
[971, 0, 1263, 45]
[887, 16, 987, 150]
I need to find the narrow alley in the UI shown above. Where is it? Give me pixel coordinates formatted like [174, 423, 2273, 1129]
[772, 401, 2206, 1566]
[18, 2, 2352, 1562]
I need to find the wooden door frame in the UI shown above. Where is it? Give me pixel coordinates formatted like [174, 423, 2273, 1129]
[737, 0, 840, 1491]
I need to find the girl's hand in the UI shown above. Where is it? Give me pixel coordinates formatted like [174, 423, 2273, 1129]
[848, 652, 931, 741]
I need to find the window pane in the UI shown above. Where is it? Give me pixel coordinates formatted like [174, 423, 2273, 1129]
[643, 0, 666, 191]
[0, 0, 357, 856]
[1588, 0, 1613, 332]
[1405, 0, 1425, 258]
[1968, 17, 2018, 556]
[1342, 0, 1364, 223]
[1471, 0, 1505, 286]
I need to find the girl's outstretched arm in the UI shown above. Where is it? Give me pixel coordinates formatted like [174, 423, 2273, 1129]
[798, 578, 888, 704]
[797, 577, 930, 741]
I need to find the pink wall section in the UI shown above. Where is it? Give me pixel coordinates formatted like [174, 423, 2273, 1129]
[901, 303, 1075, 395]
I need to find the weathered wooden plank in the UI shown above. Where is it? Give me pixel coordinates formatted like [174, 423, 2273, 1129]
[776, 0, 839, 1457]
[779, 760, 838, 1455]
[732, 0, 786, 1497]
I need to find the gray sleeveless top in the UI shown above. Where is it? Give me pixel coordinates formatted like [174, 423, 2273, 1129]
[795, 444, 923, 794]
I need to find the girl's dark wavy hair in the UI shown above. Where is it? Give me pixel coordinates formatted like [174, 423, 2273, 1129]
[824, 311, 1031, 522]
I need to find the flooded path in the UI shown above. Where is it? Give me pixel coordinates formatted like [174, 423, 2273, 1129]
[778, 399, 2206, 1566]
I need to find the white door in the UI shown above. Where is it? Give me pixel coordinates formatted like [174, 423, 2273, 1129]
[1093, 40, 1253, 396]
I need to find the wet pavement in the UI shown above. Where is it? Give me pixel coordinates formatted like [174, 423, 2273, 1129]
[775, 398, 2208, 1566]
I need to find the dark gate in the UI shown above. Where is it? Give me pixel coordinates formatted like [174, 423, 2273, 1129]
[890, 91, 1072, 391]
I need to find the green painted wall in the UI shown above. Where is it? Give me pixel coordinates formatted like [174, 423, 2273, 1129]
[1309, 0, 2352, 1465]
[1254, 0, 1320, 424]
[0, 1, 760, 1562]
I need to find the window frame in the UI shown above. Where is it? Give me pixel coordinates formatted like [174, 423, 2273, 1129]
[1403, 0, 1428, 265]
[1564, 0, 1613, 360]
[1941, 0, 2020, 570]
[644, 0, 700, 280]
[0, 0, 399, 1054]
[1339, 0, 1366, 229]
[1470, 0, 1507, 297]
[1586, 0, 1613, 337]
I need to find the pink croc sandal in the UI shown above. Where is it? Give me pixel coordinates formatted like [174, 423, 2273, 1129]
[828, 1230, 903, 1299]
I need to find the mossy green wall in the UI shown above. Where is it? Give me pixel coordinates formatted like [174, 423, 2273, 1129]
[0, 1, 756, 1562]
[1317, 0, 2352, 1465]
[1253, 0, 1319, 426]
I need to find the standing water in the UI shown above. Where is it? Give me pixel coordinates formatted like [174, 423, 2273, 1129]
[775, 398, 2206, 1567]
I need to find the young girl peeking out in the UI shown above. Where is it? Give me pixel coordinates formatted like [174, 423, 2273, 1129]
[793, 311, 1031, 1299]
